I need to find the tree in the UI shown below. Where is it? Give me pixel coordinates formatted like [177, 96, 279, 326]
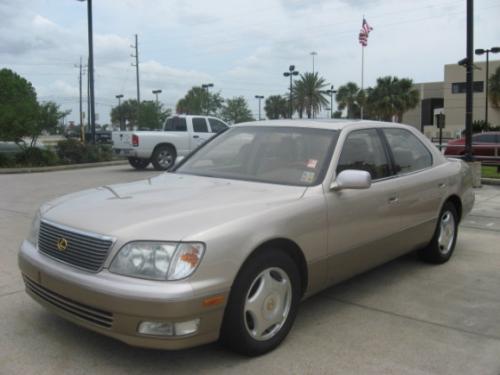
[137, 101, 171, 130]
[366, 76, 419, 122]
[111, 100, 171, 130]
[264, 95, 289, 119]
[110, 99, 139, 129]
[176, 86, 223, 115]
[336, 82, 362, 119]
[220, 97, 254, 124]
[0, 69, 38, 143]
[31, 102, 71, 146]
[490, 66, 500, 108]
[293, 72, 329, 118]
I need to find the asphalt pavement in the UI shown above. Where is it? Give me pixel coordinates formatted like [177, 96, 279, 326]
[0, 165, 499, 375]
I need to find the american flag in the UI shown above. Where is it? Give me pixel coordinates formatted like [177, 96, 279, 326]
[358, 18, 373, 47]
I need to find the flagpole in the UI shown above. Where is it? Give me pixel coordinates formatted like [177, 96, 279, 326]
[361, 45, 364, 120]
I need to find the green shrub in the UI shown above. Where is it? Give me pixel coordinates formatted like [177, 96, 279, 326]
[57, 139, 113, 164]
[57, 139, 87, 164]
[0, 153, 15, 167]
[14, 147, 59, 167]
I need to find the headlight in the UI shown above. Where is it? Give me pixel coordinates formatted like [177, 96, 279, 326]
[109, 242, 205, 281]
[27, 210, 41, 247]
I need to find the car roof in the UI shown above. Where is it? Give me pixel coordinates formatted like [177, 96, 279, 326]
[233, 119, 415, 131]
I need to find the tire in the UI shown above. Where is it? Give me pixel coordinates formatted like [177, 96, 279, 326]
[418, 201, 459, 264]
[127, 157, 150, 170]
[221, 250, 301, 356]
[151, 145, 176, 171]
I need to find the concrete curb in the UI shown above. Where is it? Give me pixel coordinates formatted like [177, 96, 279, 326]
[481, 178, 500, 186]
[0, 160, 128, 174]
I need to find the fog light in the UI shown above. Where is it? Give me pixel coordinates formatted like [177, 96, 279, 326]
[138, 319, 200, 337]
[138, 321, 174, 336]
[174, 319, 200, 336]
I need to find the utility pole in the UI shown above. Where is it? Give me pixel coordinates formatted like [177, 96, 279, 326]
[464, 0, 473, 161]
[131, 34, 141, 127]
[255, 95, 264, 120]
[74, 57, 86, 142]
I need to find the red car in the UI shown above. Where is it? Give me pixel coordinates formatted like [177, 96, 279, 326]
[445, 132, 500, 164]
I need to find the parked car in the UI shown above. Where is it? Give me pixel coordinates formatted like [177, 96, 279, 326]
[19, 120, 474, 356]
[444, 131, 500, 164]
[112, 115, 229, 170]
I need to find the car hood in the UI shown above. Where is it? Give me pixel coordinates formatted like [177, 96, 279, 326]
[42, 173, 307, 241]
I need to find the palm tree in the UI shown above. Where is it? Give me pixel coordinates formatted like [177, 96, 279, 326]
[293, 73, 329, 118]
[336, 82, 362, 119]
[264, 95, 289, 119]
[489, 66, 500, 108]
[366, 76, 419, 122]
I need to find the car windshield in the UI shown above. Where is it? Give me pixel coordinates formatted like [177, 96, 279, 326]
[175, 126, 338, 186]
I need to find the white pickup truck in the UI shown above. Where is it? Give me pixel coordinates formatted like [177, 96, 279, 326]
[112, 115, 229, 170]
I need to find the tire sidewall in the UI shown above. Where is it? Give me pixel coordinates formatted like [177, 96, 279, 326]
[221, 250, 301, 356]
[152, 145, 176, 171]
[428, 202, 459, 263]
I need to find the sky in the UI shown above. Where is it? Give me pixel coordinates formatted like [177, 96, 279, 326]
[1, 0, 499, 124]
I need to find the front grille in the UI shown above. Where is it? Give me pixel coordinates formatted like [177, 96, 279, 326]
[38, 220, 113, 272]
[23, 275, 114, 328]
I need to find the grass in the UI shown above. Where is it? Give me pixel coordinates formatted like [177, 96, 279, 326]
[482, 166, 500, 179]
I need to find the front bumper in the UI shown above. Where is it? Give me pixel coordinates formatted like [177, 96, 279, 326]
[18, 240, 228, 350]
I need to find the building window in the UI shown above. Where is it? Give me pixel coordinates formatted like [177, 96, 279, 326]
[451, 81, 484, 94]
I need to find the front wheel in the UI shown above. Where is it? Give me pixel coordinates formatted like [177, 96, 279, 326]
[418, 201, 459, 264]
[151, 145, 176, 171]
[221, 250, 301, 356]
[127, 157, 150, 170]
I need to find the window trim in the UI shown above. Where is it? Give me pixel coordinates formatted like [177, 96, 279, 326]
[378, 127, 434, 179]
[335, 128, 393, 183]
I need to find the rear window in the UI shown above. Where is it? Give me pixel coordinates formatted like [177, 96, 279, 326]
[164, 117, 187, 132]
[209, 119, 228, 133]
[473, 134, 497, 143]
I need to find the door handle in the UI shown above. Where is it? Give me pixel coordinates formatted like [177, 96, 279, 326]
[388, 196, 399, 204]
[438, 182, 447, 189]
[193, 135, 200, 139]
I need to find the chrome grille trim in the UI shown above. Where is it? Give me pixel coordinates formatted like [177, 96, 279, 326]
[23, 275, 113, 328]
[38, 220, 114, 272]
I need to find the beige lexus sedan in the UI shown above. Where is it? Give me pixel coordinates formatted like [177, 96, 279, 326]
[19, 120, 474, 356]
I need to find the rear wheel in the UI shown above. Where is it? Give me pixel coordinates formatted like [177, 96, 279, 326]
[418, 201, 459, 264]
[151, 145, 176, 171]
[221, 250, 300, 356]
[127, 157, 150, 170]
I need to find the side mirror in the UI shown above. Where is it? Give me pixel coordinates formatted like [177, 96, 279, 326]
[330, 170, 372, 191]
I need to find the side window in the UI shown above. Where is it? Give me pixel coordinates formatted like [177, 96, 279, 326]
[209, 119, 228, 133]
[474, 134, 496, 143]
[383, 128, 432, 174]
[337, 129, 391, 180]
[192, 118, 208, 133]
[164, 117, 187, 132]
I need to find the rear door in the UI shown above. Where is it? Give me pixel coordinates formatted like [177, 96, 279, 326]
[164, 117, 190, 156]
[190, 117, 212, 150]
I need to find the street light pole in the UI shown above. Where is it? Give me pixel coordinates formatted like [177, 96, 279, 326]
[152, 89, 162, 107]
[115, 94, 124, 130]
[283, 65, 299, 118]
[201, 83, 214, 115]
[323, 85, 337, 119]
[310, 51, 317, 74]
[77, 0, 96, 144]
[255, 95, 264, 120]
[475, 47, 500, 126]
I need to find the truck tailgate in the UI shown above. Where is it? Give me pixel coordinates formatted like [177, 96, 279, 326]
[112, 132, 133, 148]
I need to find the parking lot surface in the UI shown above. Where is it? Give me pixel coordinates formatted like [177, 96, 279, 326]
[1, 165, 499, 375]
